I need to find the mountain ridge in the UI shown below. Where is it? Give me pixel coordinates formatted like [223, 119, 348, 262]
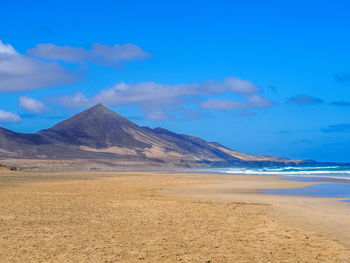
[0, 104, 334, 169]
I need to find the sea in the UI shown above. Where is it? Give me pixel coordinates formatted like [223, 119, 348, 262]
[206, 166, 350, 202]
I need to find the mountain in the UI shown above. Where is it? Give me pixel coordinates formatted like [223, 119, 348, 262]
[38, 104, 151, 149]
[0, 104, 316, 169]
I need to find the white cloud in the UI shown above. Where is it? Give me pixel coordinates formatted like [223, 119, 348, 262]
[27, 43, 88, 62]
[0, 40, 78, 92]
[56, 77, 261, 108]
[0, 40, 150, 92]
[27, 43, 152, 66]
[201, 96, 275, 110]
[0, 41, 17, 55]
[18, 97, 46, 113]
[58, 92, 91, 108]
[246, 95, 275, 108]
[56, 77, 274, 120]
[146, 111, 168, 121]
[0, 110, 21, 123]
[201, 99, 245, 110]
[92, 82, 191, 105]
[91, 43, 152, 66]
[222, 77, 260, 94]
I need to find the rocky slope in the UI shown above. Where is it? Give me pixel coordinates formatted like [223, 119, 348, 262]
[0, 104, 312, 168]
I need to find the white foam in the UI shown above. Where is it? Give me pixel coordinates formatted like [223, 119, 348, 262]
[207, 167, 350, 180]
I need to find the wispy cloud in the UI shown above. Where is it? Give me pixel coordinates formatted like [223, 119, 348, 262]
[287, 94, 323, 105]
[335, 73, 350, 82]
[0, 109, 21, 123]
[268, 85, 278, 94]
[181, 109, 209, 120]
[27, 43, 152, 66]
[146, 110, 168, 121]
[331, 101, 350, 107]
[322, 123, 350, 133]
[55, 77, 274, 120]
[201, 99, 245, 110]
[0, 40, 78, 92]
[200, 95, 274, 110]
[18, 97, 46, 113]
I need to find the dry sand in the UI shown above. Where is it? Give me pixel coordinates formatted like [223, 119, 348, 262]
[0, 169, 350, 262]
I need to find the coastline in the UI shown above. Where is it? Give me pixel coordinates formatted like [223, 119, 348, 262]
[1, 170, 350, 262]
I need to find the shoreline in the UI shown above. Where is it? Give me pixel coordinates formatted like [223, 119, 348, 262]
[194, 170, 350, 201]
[161, 173, 350, 247]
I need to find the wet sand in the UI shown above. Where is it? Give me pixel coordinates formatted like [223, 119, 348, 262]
[0, 170, 350, 262]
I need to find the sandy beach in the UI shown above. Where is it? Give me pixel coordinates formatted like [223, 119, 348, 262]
[1, 169, 350, 262]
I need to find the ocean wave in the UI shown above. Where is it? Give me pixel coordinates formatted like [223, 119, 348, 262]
[207, 167, 350, 180]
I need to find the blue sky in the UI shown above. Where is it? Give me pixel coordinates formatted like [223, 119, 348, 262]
[1, 0, 350, 162]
